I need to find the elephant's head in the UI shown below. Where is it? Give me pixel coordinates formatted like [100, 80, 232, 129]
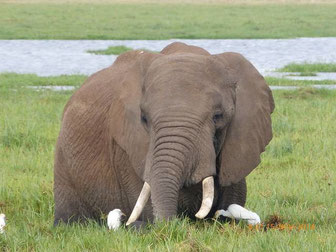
[110, 43, 274, 225]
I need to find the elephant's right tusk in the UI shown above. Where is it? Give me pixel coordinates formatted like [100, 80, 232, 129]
[195, 176, 214, 219]
[126, 182, 151, 226]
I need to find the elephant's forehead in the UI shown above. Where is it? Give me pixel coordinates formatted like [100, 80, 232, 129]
[141, 53, 235, 113]
[141, 79, 235, 119]
[144, 54, 222, 92]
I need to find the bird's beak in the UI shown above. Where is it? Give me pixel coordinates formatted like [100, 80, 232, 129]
[121, 213, 126, 217]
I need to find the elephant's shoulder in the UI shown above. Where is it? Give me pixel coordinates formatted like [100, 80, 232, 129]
[62, 69, 117, 117]
[64, 50, 144, 114]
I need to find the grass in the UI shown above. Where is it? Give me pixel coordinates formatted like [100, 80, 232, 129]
[278, 63, 336, 73]
[265, 77, 336, 86]
[0, 74, 336, 250]
[287, 72, 318, 77]
[0, 73, 86, 88]
[87, 45, 133, 55]
[1, 3, 336, 39]
[87, 46, 157, 55]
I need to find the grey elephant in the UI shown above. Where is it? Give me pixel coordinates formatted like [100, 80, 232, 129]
[54, 42, 274, 226]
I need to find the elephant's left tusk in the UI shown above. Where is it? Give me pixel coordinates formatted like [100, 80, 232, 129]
[195, 176, 214, 219]
[126, 182, 151, 226]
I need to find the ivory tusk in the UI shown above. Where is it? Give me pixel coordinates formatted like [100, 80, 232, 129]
[195, 176, 214, 219]
[126, 182, 151, 226]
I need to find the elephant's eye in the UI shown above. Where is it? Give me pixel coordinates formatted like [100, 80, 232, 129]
[141, 113, 148, 125]
[213, 112, 223, 124]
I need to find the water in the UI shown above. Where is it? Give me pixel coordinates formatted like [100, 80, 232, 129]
[1, 38, 336, 78]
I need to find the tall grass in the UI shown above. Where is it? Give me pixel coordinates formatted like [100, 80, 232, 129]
[0, 75, 335, 250]
[0, 3, 336, 39]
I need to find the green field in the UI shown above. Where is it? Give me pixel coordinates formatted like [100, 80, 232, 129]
[1, 0, 336, 250]
[0, 74, 335, 250]
[1, 2, 336, 39]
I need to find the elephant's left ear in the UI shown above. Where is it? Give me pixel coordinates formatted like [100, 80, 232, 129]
[214, 52, 275, 186]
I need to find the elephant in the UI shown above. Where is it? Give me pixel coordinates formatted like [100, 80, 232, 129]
[53, 42, 274, 226]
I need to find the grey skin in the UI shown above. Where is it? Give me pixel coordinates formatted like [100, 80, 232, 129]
[53, 42, 274, 225]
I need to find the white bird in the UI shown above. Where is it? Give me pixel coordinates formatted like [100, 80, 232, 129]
[107, 209, 126, 231]
[214, 204, 261, 225]
[0, 213, 6, 234]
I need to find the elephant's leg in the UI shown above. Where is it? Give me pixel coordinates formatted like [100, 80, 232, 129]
[54, 143, 93, 225]
[177, 183, 202, 219]
[54, 183, 92, 225]
[214, 178, 260, 225]
[208, 178, 246, 222]
[216, 178, 247, 210]
[177, 183, 220, 220]
[175, 179, 246, 220]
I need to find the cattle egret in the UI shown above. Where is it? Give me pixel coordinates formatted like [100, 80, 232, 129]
[215, 204, 261, 225]
[107, 209, 126, 231]
[0, 213, 5, 234]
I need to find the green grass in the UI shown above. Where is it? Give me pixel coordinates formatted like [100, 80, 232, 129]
[265, 77, 336, 86]
[1, 3, 336, 39]
[0, 73, 86, 88]
[87, 46, 157, 55]
[278, 63, 336, 73]
[1, 74, 336, 250]
[87, 45, 133, 55]
[287, 72, 318, 77]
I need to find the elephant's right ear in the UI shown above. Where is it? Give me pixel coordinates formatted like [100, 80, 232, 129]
[215, 52, 275, 187]
[107, 50, 163, 178]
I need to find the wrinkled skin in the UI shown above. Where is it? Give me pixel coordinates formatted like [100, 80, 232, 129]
[54, 42, 274, 225]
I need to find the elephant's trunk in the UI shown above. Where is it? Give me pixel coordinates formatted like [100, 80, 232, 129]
[150, 139, 187, 219]
[149, 118, 197, 220]
[126, 115, 215, 224]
